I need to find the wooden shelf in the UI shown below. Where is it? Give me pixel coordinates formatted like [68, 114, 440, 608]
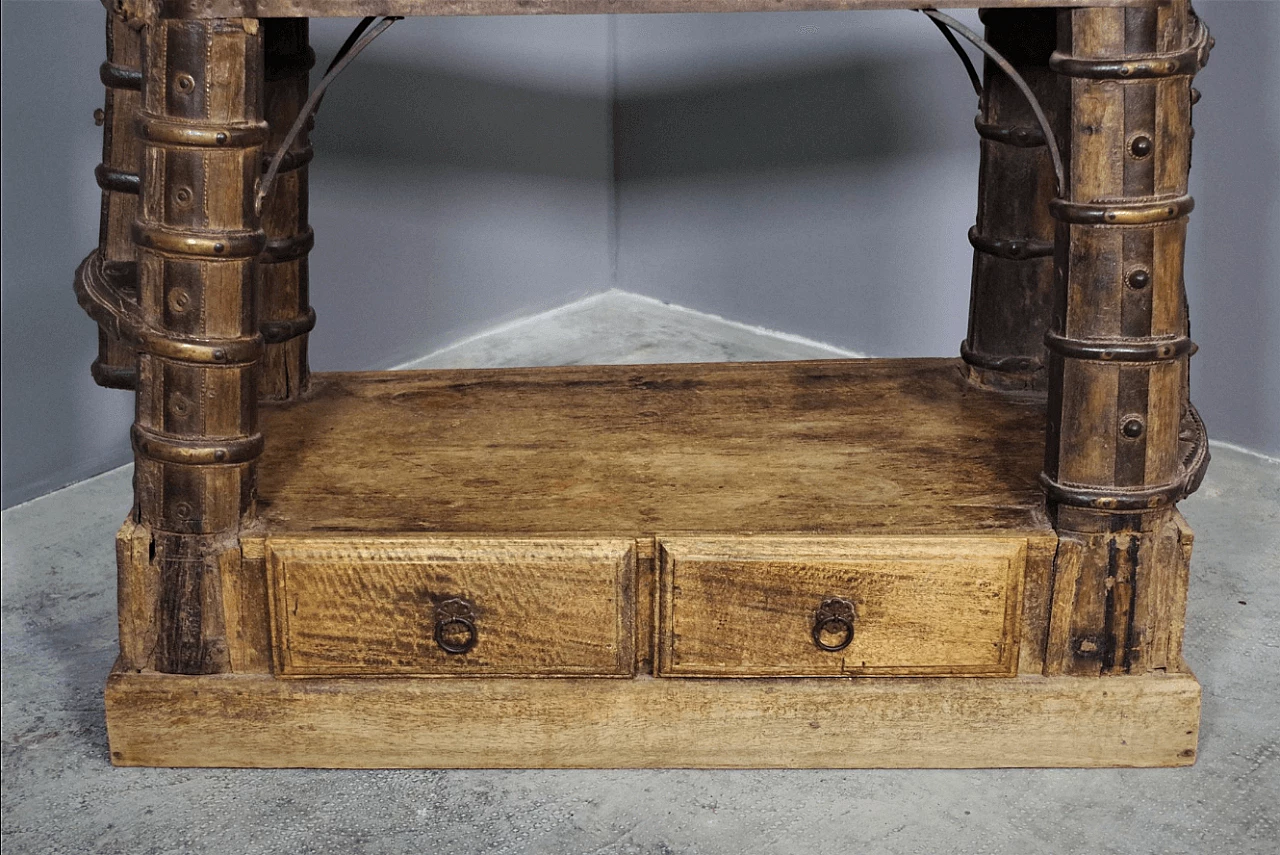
[255, 358, 1052, 539]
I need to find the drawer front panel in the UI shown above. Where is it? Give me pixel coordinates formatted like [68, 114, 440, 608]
[657, 537, 1024, 677]
[267, 538, 635, 677]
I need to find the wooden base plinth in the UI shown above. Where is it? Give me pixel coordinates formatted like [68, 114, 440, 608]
[105, 667, 1200, 768]
[107, 359, 1199, 768]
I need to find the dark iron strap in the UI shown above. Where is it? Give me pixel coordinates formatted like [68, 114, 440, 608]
[1050, 17, 1212, 80]
[974, 117, 1046, 148]
[1044, 331, 1197, 364]
[76, 249, 315, 352]
[261, 308, 318, 345]
[959, 340, 1042, 375]
[261, 228, 316, 263]
[99, 60, 141, 91]
[256, 16, 402, 215]
[921, 8, 1064, 195]
[132, 424, 265, 467]
[967, 226, 1053, 261]
[75, 248, 264, 367]
[1041, 404, 1211, 510]
[95, 163, 140, 194]
[1050, 195, 1196, 227]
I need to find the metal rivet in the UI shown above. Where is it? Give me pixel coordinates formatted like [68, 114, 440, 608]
[1127, 269, 1151, 290]
[167, 288, 191, 313]
[214, 450, 227, 462]
[1122, 416, 1146, 439]
[175, 73, 195, 93]
[215, 133, 228, 144]
[212, 349, 226, 361]
[1130, 135, 1153, 158]
[93, 108, 106, 126]
[213, 242, 225, 254]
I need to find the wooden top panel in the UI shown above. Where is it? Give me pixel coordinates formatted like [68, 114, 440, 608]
[162, 0, 1158, 19]
[256, 358, 1051, 537]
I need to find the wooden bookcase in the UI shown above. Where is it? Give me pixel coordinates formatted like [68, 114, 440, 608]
[78, 0, 1211, 768]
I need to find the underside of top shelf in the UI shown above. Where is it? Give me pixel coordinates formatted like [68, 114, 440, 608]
[158, 0, 1161, 20]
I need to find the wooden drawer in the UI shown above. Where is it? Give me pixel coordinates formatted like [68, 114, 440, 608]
[656, 537, 1025, 677]
[267, 537, 636, 677]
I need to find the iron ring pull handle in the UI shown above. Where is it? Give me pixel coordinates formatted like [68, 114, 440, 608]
[812, 597, 856, 652]
[434, 597, 478, 655]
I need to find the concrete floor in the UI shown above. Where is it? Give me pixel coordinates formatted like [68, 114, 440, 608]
[3, 293, 1278, 855]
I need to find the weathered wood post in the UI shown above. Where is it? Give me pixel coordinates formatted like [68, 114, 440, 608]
[961, 8, 1063, 392]
[128, 16, 267, 674]
[259, 18, 316, 401]
[1043, 1, 1210, 675]
[89, 11, 144, 390]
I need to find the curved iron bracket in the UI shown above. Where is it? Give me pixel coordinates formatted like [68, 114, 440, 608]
[256, 16, 402, 216]
[921, 9, 1065, 195]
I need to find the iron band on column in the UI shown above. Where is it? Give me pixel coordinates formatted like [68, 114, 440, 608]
[1039, 473, 1189, 511]
[99, 60, 141, 91]
[260, 308, 317, 345]
[959, 341, 1041, 374]
[1044, 331, 1197, 363]
[132, 424, 265, 467]
[95, 164, 140, 194]
[1049, 195, 1195, 226]
[76, 249, 264, 365]
[1049, 21, 1211, 80]
[967, 226, 1053, 261]
[974, 117, 1046, 148]
[133, 224, 266, 259]
[137, 116, 269, 149]
[261, 228, 315, 263]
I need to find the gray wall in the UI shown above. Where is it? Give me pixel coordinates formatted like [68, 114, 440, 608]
[613, 4, 1280, 456]
[2, 1, 1275, 507]
[1, 3, 611, 506]
[613, 12, 982, 358]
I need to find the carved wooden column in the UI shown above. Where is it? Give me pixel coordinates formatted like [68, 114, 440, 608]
[258, 18, 316, 401]
[130, 17, 266, 674]
[89, 11, 144, 390]
[961, 8, 1063, 392]
[1042, 2, 1210, 676]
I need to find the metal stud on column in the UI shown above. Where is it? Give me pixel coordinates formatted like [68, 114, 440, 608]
[1042, 1, 1210, 676]
[130, 17, 267, 674]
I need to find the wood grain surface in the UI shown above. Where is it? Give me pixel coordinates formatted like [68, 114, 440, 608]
[267, 537, 636, 676]
[657, 536, 1028, 677]
[1042, 0, 1205, 675]
[105, 667, 1201, 768]
[255, 359, 1053, 538]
